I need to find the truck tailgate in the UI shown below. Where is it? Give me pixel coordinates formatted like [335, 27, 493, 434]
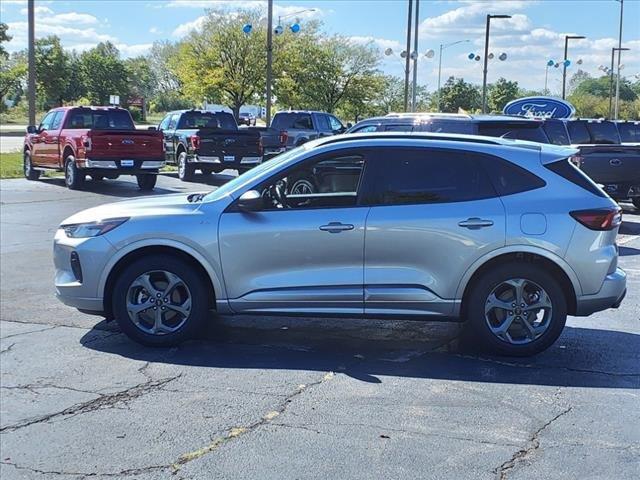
[196, 128, 261, 158]
[89, 130, 164, 159]
[577, 145, 640, 184]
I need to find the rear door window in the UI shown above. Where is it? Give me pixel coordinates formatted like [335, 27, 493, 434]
[430, 120, 476, 135]
[383, 124, 414, 132]
[315, 114, 332, 132]
[566, 121, 591, 144]
[542, 121, 570, 145]
[585, 121, 621, 144]
[617, 122, 640, 143]
[363, 148, 497, 205]
[477, 122, 549, 143]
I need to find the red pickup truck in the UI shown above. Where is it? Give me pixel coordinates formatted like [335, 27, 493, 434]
[23, 106, 165, 190]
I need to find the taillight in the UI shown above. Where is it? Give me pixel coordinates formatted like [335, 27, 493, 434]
[570, 208, 622, 231]
[569, 154, 583, 168]
[279, 131, 288, 145]
[258, 136, 264, 155]
[190, 135, 200, 150]
[83, 136, 92, 152]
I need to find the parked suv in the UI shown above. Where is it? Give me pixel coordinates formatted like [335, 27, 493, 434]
[271, 110, 348, 149]
[24, 106, 165, 190]
[54, 133, 626, 356]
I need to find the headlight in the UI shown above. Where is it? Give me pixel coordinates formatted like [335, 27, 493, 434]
[62, 217, 129, 238]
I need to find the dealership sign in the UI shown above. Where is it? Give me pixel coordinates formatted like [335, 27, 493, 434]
[503, 96, 575, 119]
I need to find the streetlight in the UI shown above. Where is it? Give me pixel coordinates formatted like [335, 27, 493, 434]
[614, 0, 624, 119]
[562, 35, 586, 99]
[436, 39, 470, 111]
[276, 8, 316, 34]
[482, 14, 512, 113]
[607, 47, 630, 119]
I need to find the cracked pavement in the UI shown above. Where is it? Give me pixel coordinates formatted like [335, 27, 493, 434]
[1, 176, 639, 479]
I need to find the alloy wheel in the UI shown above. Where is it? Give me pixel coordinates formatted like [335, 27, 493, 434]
[126, 270, 192, 335]
[484, 278, 553, 345]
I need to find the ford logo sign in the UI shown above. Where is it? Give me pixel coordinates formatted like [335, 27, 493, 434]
[503, 96, 575, 119]
[121, 139, 135, 145]
[223, 138, 236, 147]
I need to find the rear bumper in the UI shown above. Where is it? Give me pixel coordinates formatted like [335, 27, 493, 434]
[601, 183, 640, 200]
[80, 158, 164, 173]
[189, 154, 262, 168]
[575, 267, 627, 316]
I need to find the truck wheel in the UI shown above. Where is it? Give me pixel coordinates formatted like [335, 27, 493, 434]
[463, 262, 567, 357]
[177, 152, 194, 181]
[633, 198, 640, 210]
[64, 156, 85, 190]
[136, 174, 157, 191]
[111, 255, 209, 347]
[23, 151, 41, 181]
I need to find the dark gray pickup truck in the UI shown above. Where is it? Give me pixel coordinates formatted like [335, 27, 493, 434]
[543, 119, 640, 208]
[159, 110, 263, 181]
[271, 111, 348, 149]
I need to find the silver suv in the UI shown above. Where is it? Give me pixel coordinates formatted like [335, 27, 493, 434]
[54, 133, 626, 356]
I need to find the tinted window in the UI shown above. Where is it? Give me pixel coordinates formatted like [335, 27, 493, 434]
[586, 121, 621, 144]
[353, 124, 379, 133]
[478, 122, 548, 143]
[272, 113, 313, 130]
[50, 111, 64, 130]
[159, 114, 172, 131]
[545, 159, 607, 198]
[384, 124, 414, 132]
[38, 111, 56, 131]
[543, 121, 570, 145]
[66, 109, 135, 130]
[566, 121, 591, 144]
[617, 122, 640, 143]
[177, 112, 236, 129]
[328, 115, 343, 131]
[365, 148, 496, 205]
[258, 153, 365, 210]
[168, 114, 180, 130]
[315, 114, 331, 131]
[478, 154, 546, 196]
[430, 120, 476, 135]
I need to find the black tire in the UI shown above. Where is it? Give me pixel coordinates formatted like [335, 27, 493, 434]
[136, 174, 157, 191]
[463, 262, 567, 356]
[632, 198, 640, 210]
[64, 156, 85, 190]
[177, 151, 194, 181]
[112, 255, 210, 347]
[23, 150, 40, 181]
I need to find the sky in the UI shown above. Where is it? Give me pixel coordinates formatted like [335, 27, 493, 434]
[1, 0, 639, 95]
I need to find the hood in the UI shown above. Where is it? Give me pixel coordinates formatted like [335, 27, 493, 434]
[60, 193, 207, 225]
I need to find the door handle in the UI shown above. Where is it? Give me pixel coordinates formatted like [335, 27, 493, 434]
[458, 217, 494, 229]
[319, 222, 354, 233]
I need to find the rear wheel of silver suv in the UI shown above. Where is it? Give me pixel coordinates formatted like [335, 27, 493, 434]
[464, 263, 567, 356]
[112, 255, 209, 346]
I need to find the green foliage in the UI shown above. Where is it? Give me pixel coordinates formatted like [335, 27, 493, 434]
[34, 36, 70, 107]
[0, 55, 27, 100]
[431, 76, 481, 113]
[79, 42, 129, 105]
[149, 91, 193, 113]
[570, 71, 637, 102]
[0, 22, 11, 60]
[488, 77, 520, 113]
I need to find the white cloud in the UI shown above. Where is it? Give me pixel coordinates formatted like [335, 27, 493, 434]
[117, 43, 154, 57]
[172, 15, 207, 37]
[149, 26, 162, 34]
[19, 6, 53, 15]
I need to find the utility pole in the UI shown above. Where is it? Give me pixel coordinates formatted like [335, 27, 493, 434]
[481, 15, 491, 113]
[403, 0, 413, 112]
[266, 0, 273, 126]
[614, 0, 624, 119]
[411, 0, 419, 112]
[28, 0, 36, 126]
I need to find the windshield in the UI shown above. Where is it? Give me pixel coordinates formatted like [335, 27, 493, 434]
[66, 109, 135, 130]
[617, 122, 640, 143]
[178, 112, 237, 129]
[203, 146, 306, 202]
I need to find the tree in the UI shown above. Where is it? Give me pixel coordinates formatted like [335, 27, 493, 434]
[80, 42, 129, 105]
[572, 74, 637, 102]
[148, 41, 181, 94]
[488, 77, 519, 113]
[171, 8, 267, 117]
[431, 77, 481, 113]
[125, 56, 155, 101]
[0, 22, 11, 60]
[34, 36, 70, 107]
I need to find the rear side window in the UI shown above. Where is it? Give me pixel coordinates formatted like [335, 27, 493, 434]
[315, 114, 331, 131]
[477, 154, 546, 196]
[430, 120, 476, 135]
[545, 159, 607, 198]
[352, 124, 379, 133]
[364, 148, 497, 205]
[543, 121, 570, 145]
[272, 113, 312, 130]
[585, 121, 621, 144]
[566, 121, 591, 144]
[478, 123, 549, 143]
[617, 122, 640, 143]
[383, 124, 414, 132]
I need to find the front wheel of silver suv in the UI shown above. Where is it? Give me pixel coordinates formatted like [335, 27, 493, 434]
[464, 262, 567, 356]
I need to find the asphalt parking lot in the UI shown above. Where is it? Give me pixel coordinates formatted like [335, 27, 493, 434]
[1, 173, 639, 479]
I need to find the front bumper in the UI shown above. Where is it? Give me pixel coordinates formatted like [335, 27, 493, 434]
[53, 229, 115, 315]
[575, 267, 627, 316]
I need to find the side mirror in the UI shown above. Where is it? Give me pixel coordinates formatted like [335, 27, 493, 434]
[147, 126, 157, 131]
[26, 125, 38, 134]
[236, 190, 263, 212]
[346, 122, 353, 129]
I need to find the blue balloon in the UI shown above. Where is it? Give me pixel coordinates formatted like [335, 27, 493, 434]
[290, 23, 300, 33]
[547, 59, 555, 66]
[468, 53, 475, 60]
[564, 59, 571, 67]
[242, 23, 252, 34]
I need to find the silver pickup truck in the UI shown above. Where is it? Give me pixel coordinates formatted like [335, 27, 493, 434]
[271, 111, 349, 149]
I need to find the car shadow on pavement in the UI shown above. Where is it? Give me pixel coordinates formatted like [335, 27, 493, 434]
[162, 171, 236, 187]
[38, 176, 192, 198]
[80, 317, 640, 390]
[619, 246, 640, 256]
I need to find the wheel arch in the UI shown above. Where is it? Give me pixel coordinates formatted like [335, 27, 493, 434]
[457, 248, 580, 317]
[100, 242, 221, 318]
[62, 144, 76, 168]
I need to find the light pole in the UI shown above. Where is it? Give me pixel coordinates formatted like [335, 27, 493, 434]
[437, 39, 469, 111]
[411, 0, 420, 112]
[403, 0, 413, 112]
[614, 0, 624, 119]
[562, 35, 585, 99]
[277, 8, 316, 31]
[608, 47, 630, 119]
[266, 0, 273, 126]
[482, 14, 511, 114]
[27, 0, 35, 126]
